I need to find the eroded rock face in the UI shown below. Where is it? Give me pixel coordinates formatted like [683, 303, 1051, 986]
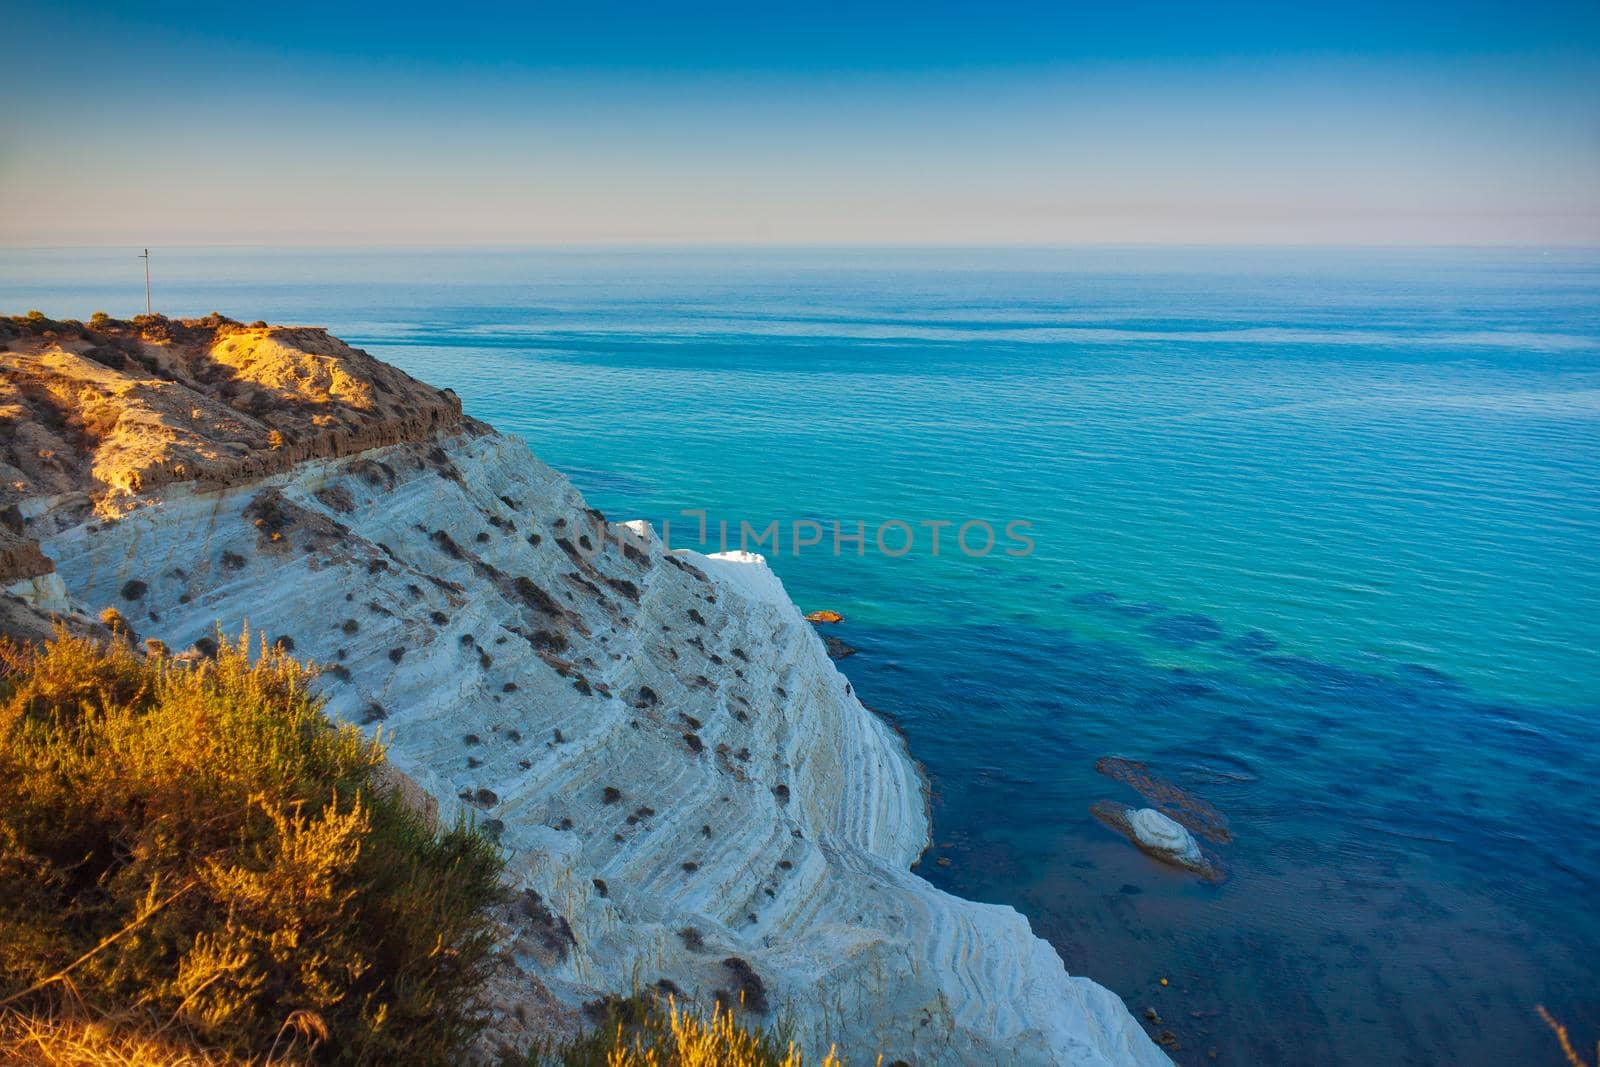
[4, 319, 1168, 1066]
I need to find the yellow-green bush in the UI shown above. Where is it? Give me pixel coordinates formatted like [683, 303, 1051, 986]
[0, 630, 503, 1066]
[538, 995, 842, 1067]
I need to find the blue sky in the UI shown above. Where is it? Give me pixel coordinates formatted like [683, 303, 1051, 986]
[3, 1, 1597, 245]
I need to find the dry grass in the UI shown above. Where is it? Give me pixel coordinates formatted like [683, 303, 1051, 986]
[0, 628, 503, 1066]
[6, 995, 857, 1067]
[541, 996, 845, 1067]
[0, 1002, 254, 1066]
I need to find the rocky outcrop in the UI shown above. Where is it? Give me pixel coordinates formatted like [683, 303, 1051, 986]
[1092, 803, 1221, 881]
[1092, 756, 1231, 881]
[0, 526, 53, 584]
[1, 317, 1167, 1066]
[1128, 808, 1202, 865]
[0, 313, 463, 525]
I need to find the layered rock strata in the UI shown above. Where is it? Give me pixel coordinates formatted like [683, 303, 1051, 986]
[1, 316, 1167, 1066]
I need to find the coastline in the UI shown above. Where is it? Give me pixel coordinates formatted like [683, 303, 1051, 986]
[1, 314, 1169, 1065]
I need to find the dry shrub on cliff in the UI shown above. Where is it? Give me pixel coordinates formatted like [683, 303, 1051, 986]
[542, 995, 841, 1067]
[0, 629, 504, 1066]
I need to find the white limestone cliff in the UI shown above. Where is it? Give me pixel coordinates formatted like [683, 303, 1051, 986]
[3, 317, 1167, 1065]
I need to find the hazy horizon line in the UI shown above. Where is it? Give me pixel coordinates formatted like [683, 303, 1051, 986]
[6, 241, 1599, 253]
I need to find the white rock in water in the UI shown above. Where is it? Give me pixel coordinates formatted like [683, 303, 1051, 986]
[1127, 808, 1203, 866]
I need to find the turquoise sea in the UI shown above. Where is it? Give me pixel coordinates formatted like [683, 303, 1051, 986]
[5, 247, 1598, 1066]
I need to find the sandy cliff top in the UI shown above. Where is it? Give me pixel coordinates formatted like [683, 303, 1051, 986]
[0, 313, 465, 516]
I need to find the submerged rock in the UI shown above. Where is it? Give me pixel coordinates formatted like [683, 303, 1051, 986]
[1096, 756, 1232, 844]
[823, 634, 859, 659]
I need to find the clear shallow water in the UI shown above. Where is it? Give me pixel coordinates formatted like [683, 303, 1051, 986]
[5, 246, 1599, 1065]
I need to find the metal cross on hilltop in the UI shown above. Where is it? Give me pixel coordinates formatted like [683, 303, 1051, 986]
[138, 248, 151, 315]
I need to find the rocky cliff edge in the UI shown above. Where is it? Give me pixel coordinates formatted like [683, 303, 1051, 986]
[1, 315, 1167, 1066]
